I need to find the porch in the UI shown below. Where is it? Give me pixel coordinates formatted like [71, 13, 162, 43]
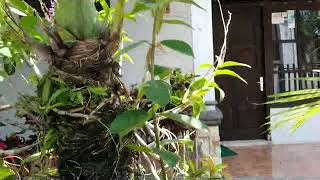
[222, 141, 320, 179]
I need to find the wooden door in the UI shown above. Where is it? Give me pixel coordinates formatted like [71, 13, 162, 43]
[213, 4, 267, 140]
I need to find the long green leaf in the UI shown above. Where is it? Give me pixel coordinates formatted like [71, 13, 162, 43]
[163, 19, 193, 29]
[127, 144, 153, 153]
[198, 63, 213, 69]
[38, 74, 52, 104]
[161, 112, 208, 130]
[208, 81, 225, 102]
[214, 69, 247, 84]
[159, 139, 194, 150]
[174, 0, 204, 10]
[268, 89, 320, 98]
[267, 101, 320, 119]
[88, 87, 108, 96]
[115, 40, 148, 59]
[218, 61, 251, 69]
[291, 106, 320, 132]
[130, 2, 151, 14]
[189, 77, 208, 92]
[160, 40, 194, 57]
[47, 88, 69, 107]
[266, 93, 320, 104]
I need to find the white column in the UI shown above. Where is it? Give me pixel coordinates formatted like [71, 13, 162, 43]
[191, 0, 215, 102]
[191, 0, 222, 165]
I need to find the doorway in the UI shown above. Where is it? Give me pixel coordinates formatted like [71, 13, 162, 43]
[213, 3, 267, 140]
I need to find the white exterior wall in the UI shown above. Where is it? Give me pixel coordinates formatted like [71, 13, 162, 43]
[0, 62, 47, 139]
[122, 2, 194, 87]
[270, 108, 320, 144]
[191, 0, 215, 102]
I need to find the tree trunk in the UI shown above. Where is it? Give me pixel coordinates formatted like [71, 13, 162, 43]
[24, 35, 138, 179]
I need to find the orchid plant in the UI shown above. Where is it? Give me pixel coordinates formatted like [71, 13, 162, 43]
[0, 0, 249, 179]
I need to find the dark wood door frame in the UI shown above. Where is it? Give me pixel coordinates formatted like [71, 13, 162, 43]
[213, 2, 268, 140]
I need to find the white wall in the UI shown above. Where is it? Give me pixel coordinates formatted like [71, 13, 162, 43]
[0, 62, 47, 140]
[271, 108, 320, 144]
[122, 2, 194, 87]
[191, 0, 215, 102]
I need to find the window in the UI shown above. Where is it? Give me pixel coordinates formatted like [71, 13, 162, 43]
[272, 10, 320, 93]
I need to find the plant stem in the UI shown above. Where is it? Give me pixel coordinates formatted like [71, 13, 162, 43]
[149, 6, 168, 179]
[149, 10, 158, 80]
[154, 118, 167, 180]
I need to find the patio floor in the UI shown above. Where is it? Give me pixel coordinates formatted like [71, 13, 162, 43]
[222, 142, 320, 179]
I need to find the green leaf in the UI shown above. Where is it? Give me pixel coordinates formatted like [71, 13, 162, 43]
[189, 93, 206, 118]
[88, 87, 108, 96]
[266, 93, 320, 104]
[159, 139, 194, 150]
[161, 112, 208, 130]
[174, 0, 204, 10]
[8, 0, 32, 15]
[48, 168, 59, 177]
[130, 2, 150, 14]
[148, 104, 161, 116]
[154, 65, 173, 79]
[127, 144, 153, 153]
[75, 91, 84, 105]
[291, 107, 320, 132]
[47, 88, 69, 106]
[43, 129, 58, 151]
[160, 40, 194, 57]
[208, 81, 225, 102]
[121, 53, 134, 63]
[19, 15, 46, 42]
[163, 19, 193, 29]
[189, 77, 208, 92]
[214, 69, 247, 84]
[268, 89, 320, 98]
[143, 80, 172, 107]
[22, 152, 41, 164]
[110, 110, 151, 137]
[0, 47, 12, 58]
[218, 61, 251, 69]
[38, 74, 52, 104]
[154, 149, 180, 168]
[115, 40, 148, 59]
[0, 166, 15, 180]
[198, 63, 213, 69]
[137, 0, 161, 9]
[20, 15, 37, 30]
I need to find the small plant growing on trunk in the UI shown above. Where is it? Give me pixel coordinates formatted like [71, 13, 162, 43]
[0, 0, 248, 179]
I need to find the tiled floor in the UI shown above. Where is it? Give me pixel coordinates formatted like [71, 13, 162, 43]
[223, 143, 320, 179]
